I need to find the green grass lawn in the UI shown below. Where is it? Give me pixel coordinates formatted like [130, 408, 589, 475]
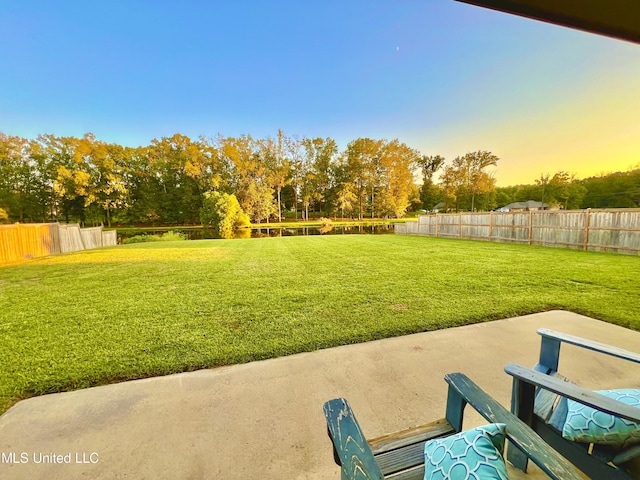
[1, 235, 638, 414]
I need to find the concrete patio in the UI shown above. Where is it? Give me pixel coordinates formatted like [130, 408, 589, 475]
[1, 310, 639, 479]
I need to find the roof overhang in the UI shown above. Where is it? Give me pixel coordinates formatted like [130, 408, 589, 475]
[454, 0, 640, 44]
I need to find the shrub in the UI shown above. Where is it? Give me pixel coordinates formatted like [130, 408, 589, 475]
[200, 191, 250, 239]
[160, 231, 187, 242]
[122, 231, 186, 244]
[123, 235, 155, 244]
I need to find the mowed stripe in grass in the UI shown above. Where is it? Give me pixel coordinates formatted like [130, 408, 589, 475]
[0, 235, 638, 413]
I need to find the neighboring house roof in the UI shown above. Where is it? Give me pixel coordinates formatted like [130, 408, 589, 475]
[499, 200, 548, 211]
[433, 202, 446, 210]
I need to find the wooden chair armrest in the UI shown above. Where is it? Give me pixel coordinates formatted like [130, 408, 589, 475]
[324, 373, 583, 480]
[537, 329, 640, 364]
[445, 373, 583, 480]
[323, 398, 384, 480]
[505, 363, 640, 423]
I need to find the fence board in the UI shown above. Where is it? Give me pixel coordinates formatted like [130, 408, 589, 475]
[395, 209, 640, 255]
[102, 230, 117, 246]
[81, 226, 104, 249]
[406, 222, 418, 234]
[58, 224, 85, 253]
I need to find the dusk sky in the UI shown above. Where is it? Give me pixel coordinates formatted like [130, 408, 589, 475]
[1, 1, 639, 186]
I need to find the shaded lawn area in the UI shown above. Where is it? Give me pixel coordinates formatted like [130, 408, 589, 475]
[1, 235, 638, 414]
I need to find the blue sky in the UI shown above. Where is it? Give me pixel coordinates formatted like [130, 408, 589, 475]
[1, 1, 639, 185]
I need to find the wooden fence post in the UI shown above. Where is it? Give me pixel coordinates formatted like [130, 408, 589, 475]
[459, 213, 462, 238]
[489, 212, 493, 242]
[435, 214, 439, 238]
[584, 209, 591, 251]
[528, 210, 533, 245]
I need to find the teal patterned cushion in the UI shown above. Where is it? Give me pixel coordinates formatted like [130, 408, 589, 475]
[562, 389, 640, 447]
[423, 423, 508, 480]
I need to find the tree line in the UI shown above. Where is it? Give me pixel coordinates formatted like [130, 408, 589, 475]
[1, 130, 637, 227]
[495, 169, 640, 211]
[0, 131, 500, 226]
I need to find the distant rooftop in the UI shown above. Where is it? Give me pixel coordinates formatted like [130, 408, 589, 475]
[498, 200, 548, 212]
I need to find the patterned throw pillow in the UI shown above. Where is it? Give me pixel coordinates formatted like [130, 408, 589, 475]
[423, 423, 508, 480]
[562, 389, 640, 448]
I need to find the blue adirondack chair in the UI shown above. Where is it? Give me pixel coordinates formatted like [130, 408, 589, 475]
[506, 329, 640, 479]
[323, 372, 582, 479]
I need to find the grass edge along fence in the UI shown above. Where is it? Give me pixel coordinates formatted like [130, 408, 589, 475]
[395, 208, 640, 255]
[0, 223, 117, 265]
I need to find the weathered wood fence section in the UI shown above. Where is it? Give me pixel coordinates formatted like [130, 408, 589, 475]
[0, 223, 117, 264]
[395, 209, 640, 255]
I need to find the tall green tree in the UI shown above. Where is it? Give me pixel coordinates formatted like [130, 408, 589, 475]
[302, 137, 338, 215]
[219, 134, 275, 221]
[261, 131, 291, 222]
[416, 155, 445, 210]
[535, 173, 551, 207]
[343, 138, 383, 219]
[441, 151, 498, 212]
[244, 180, 276, 223]
[94, 143, 130, 227]
[145, 134, 214, 224]
[0, 134, 33, 221]
[27, 136, 59, 222]
[39, 134, 91, 223]
[465, 151, 498, 212]
[283, 135, 305, 219]
[547, 171, 587, 210]
[125, 145, 163, 225]
[377, 140, 420, 218]
[334, 182, 357, 220]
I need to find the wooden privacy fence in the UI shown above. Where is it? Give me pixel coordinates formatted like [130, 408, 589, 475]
[395, 209, 640, 255]
[0, 223, 118, 264]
